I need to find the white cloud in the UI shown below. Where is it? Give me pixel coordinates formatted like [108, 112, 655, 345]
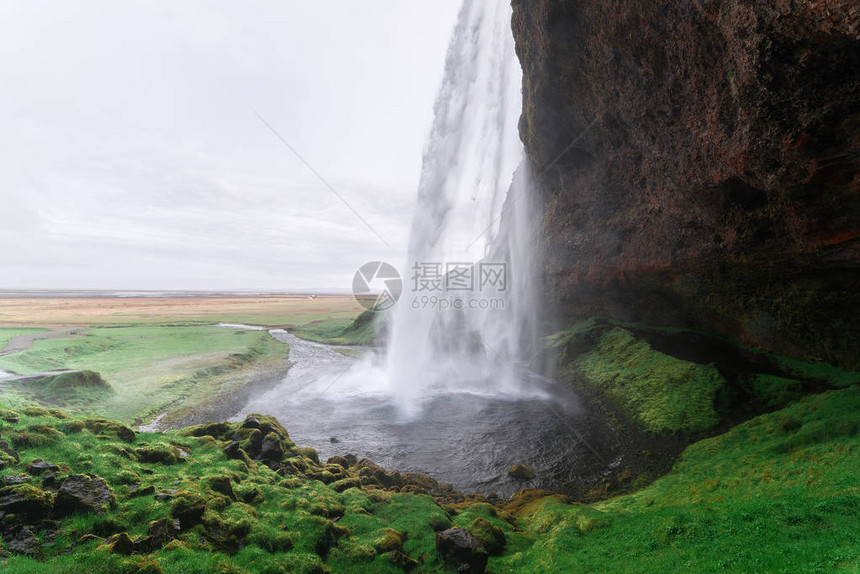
[0, 0, 461, 290]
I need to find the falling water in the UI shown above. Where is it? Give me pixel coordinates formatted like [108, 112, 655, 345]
[384, 0, 538, 415]
[236, 0, 620, 492]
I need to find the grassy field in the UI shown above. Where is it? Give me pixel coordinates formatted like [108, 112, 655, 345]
[0, 326, 290, 425]
[0, 295, 365, 329]
[0, 296, 371, 425]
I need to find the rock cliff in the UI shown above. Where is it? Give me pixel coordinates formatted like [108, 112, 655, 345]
[511, 0, 860, 368]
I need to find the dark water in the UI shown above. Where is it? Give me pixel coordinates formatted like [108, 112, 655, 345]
[236, 331, 619, 497]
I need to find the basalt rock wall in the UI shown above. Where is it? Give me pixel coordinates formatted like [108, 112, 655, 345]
[511, 0, 860, 368]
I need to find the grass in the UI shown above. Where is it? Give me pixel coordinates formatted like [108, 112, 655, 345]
[550, 319, 860, 436]
[292, 310, 385, 346]
[561, 327, 726, 434]
[490, 386, 860, 573]
[1, 383, 857, 572]
[0, 407, 460, 573]
[0, 326, 290, 425]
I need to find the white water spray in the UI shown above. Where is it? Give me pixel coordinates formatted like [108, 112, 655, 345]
[384, 0, 539, 415]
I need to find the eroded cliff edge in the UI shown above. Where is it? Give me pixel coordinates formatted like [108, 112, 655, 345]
[511, 0, 859, 369]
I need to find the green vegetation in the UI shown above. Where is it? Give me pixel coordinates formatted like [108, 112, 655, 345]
[560, 327, 725, 434]
[492, 386, 860, 573]
[2, 382, 858, 572]
[292, 310, 384, 346]
[0, 326, 290, 425]
[550, 319, 860, 436]
[2, 371, 114, 408]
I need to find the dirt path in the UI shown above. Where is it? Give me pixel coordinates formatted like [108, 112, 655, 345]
[0, 327, 84, 357]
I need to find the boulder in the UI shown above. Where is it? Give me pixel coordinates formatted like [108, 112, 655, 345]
[468, 517, 506, 555]
[134, 518, 180, 552]
[0, 440, 20, 463]
[435, 528, 488, 573]
[82, 419, 136, 442]
[507, 464, 535, 480]
[259, 432, 285, 462]
[3, 522, 40, 556]
[28, 461, 59, 475]
[53, 474, 114, 515]
[0, 484, 54, 521]
[207, 476, 236, 500]
[101, 532, 134, 555]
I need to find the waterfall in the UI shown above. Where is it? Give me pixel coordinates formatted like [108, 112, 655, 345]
[383, 0, 538, 415]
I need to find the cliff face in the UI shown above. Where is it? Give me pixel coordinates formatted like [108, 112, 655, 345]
[511, 0, 860, 368]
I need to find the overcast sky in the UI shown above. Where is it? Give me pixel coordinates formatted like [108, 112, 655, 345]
[0, 1, 462, 291]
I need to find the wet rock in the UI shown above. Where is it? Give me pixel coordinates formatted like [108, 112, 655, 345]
[259, 432, 285, 462]
[468, 517, 506, 555]
[331, 477, 361, 493]
[102, 532, 134, 555]
[241, 415, 260, 429]
[135, 517, 180, 552]
[327, 455, 350, 469]
[435, 528, 488, 573]
[3, 475, 31, 485]
[41, 473, 58, 490]
[0, 440, 20, 463]
[54, 474, 114, 515]
[3, 522, 40, 556]
[329, 437, 340, 444]
[223, 440, 241, 459]
[154, 491, 175, 501]
[300, 446, 319, 465]
[0, 484, 54, 521]
[171, 493, 206, 527]
[507, 464, 535, 480]
[208, 475, 236, 500]
[28, 461, 59, 475]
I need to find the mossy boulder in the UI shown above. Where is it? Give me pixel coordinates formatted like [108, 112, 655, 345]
[508, 464, 536, 480]
[300, 446, 319, 465]
[82, 418, 136, 442]
[207, 475, 236, 500]
[136, 444, 179, 465]
[468, 517, 506, 555]
[101, 532, 134, 555]
[374, 527, 405, 552]
[182, 422, 232, 440]
[54, 473, 114, 515]
[171, 493, 207, 527]
[0, 483, 54, 521]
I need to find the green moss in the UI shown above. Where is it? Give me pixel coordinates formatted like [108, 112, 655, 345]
[574, 328, 725, 433]
[468, 517, 506, 555]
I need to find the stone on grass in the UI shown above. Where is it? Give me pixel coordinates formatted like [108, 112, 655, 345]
[54, 474, 114, 515]
[435, 528, 488, 573]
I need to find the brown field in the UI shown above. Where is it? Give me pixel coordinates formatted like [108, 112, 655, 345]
[0, 295, 366, 328]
